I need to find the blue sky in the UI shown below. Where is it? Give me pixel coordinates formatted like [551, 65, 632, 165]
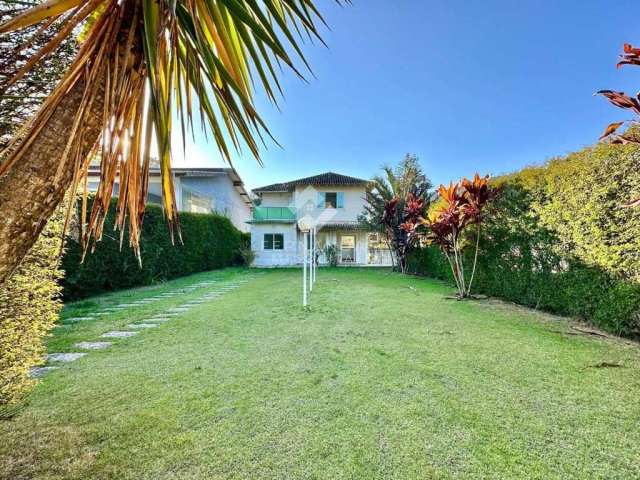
[174, 0, 639, 191]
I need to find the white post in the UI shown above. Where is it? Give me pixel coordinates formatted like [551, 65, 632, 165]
[303, 230, 308, 306]
[313, 227, 317, 283]
[309, 228, 313, 292]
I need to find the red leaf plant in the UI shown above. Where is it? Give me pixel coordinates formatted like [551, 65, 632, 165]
[597, 43, 640, 207]
[423, 174, 497, 299]
[381, 192, 426, 273]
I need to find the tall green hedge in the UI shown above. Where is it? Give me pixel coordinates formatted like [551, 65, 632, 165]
[0, 208, 64, 406]
[62, 199, 244, 299]
[409, 143, 640, 337]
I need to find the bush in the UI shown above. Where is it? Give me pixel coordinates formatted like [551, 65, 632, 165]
[62, 199, 244, 299]
[0, 208, 64, 406]
[323, 244, 339, 267]
[409, 143, 640, 337]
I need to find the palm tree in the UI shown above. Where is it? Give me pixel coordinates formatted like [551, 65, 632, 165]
[359, 154, 432, 272]
[0, 0, 346, 285]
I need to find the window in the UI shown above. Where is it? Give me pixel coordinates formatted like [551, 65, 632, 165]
[325, 192, 337, 208]
[183, 187, 213, 214]
[264, 233, 284, 250]
[317, 192, 344, 209]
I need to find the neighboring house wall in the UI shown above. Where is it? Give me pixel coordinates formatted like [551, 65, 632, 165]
[181, 175, 251, 232]
[88, 169, 251, 233]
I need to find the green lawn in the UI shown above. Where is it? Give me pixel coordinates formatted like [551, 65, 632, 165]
[2, 268, 640, 479]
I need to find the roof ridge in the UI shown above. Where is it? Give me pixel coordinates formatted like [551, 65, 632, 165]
[253, 171, 367, 193]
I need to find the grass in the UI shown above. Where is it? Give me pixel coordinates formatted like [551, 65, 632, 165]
[2, 268, 640, 479]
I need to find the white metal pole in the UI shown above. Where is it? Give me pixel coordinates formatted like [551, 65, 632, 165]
[313, 227, 317, 283]
[309, 228, 313, 292]
[303, 231, 308, 306]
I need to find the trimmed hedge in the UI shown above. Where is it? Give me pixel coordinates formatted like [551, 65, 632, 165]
[0, 208, 64, 405]
[409, 143, 640, 337]
[62, 199, 244, 299]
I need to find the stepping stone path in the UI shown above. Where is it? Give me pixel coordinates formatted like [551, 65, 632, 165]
[35, 275, 261, 377]
[101, 331, 139, 338]
[75, 342, 112, 350]
[47, 353, 86, 362]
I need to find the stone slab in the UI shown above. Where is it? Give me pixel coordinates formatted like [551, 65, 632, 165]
[101, 331, 139, 338]
[30, 366, 58, 378]
[47, 352, 86, 363]
[74, 341, 112, 350]
[128, 323, 158, 329]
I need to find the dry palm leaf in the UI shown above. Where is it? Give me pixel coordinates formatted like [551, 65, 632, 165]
[0, 0, 349, 263]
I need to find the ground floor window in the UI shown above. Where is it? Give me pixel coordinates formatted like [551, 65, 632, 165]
[264, 233, 284, 250]
[340, 235, 356, 263]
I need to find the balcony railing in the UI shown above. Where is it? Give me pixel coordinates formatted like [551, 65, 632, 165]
[252, 206, 296, 222]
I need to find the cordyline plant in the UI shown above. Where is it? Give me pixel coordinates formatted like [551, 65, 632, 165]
[381, 191, 427, 274]
[423, 174, 497, 299]
[360, 154, 432, 271]
[596, 43, 640, 206]
[0, 0, 347, 286]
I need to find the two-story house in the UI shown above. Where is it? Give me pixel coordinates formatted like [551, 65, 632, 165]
[249, 172, 392, 267]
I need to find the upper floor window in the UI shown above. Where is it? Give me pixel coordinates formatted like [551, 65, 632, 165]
[317, 192, 344, 209]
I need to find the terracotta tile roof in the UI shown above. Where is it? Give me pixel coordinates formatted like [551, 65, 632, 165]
[253, 171, 368, 193]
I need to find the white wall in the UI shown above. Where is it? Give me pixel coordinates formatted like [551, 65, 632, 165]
[181, 175, 251, 232]
[258, 192, 293, 207]
[294, 185, 366, 224]
[251, 223, 299, 267]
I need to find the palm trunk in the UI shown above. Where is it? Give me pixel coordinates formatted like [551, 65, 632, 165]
[0, 75, 105, 285]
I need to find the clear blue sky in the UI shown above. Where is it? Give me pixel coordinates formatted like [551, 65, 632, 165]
[173, 0, 639, 191]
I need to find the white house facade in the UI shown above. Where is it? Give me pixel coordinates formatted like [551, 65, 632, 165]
[249, 172, 392, 267]
[87, 166, 252, 232]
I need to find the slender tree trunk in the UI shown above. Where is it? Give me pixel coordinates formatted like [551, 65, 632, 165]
[0, 75, 106, 285]
[466, 224, 481, 296]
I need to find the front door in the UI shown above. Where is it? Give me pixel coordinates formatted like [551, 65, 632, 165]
[340, 235, 356, 264]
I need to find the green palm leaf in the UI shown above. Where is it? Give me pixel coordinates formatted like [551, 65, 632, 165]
[0, 0, 349, 262]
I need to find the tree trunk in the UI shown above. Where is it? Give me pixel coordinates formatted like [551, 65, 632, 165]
[0, 75, 105, 285]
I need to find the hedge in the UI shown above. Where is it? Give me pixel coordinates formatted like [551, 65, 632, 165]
[0, 208, 65, 406]
[409, 142, 640, 337]
[62, 199, 245, 300]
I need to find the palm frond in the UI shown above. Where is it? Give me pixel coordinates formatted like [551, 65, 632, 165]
[0, 0, 348, 261]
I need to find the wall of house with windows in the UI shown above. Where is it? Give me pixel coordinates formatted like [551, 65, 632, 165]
[293, 185, 366, 223]
[250, 223, 299, 267]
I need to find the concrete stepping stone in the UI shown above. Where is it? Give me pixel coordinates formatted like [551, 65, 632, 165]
[30, 366, 58, 378]
[168, 307, 190, 313]
[101, 331, 139, 338]
[47, 352, 87, 363]
[94, 312, 113, 316]
[75, 341, 112, 350]
[64, 316, 96, 322]
[128, 323, 158, 329]
[148, 317, 173, 322]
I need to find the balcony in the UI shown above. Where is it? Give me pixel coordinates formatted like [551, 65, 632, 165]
[251, 206, 297, 223]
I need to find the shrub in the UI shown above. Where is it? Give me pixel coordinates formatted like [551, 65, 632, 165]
[323, 244, 339, 267]
[409, 143, 640, 337]
[63, 199, 244, 299]
[0, 208, 64, 406]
